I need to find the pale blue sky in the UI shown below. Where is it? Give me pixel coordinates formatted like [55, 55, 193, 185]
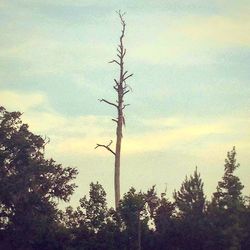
[1, 0, 250, 207]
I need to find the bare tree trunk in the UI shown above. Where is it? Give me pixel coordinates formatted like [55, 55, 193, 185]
[95, 11, 133, 209]
[115, 113, 122, 209]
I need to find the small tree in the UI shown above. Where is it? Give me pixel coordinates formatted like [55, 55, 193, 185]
[208, 147, 245, 249]
[79, 182, 108, 232]
[212, 147, 244, 210]
[154, 193, 177, 249]
[173, 167, 207, 249]
[95, 11, 133, 209]
[118, 187, 148, 250]
[174, 167, 205, 218]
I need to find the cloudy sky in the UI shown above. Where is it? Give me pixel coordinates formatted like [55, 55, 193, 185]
[1, 0, 250, 207]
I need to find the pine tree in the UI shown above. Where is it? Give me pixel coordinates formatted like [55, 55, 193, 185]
[174, 167, 205, 218]
[212, 147, 244, 210]
[209, 147, 245, 249]
[173, 167, 207, 250]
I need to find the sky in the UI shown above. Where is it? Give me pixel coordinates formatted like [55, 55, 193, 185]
[1, 0, 250, 208]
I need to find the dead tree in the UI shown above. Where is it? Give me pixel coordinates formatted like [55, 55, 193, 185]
[95, 11, 133, 209]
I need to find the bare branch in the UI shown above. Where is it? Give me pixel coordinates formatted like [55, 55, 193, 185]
[114, 79, 119, 86]
[122, 90, 130, 97]
[98, 99, 118, 108]
[123, 71, 128, 78]
[117, 47, 122, 54]
[109, 60, 120, 65]
[116, 10, 126, 21]
[122, 104, 130, 110]
[95, 140, 116, 156]
[123, 48, 126, 57]
[112, 118, 118, 123]
[124, 73, 133, 82]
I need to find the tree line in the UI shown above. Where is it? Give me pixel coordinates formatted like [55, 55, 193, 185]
[0, 106, 250, 250]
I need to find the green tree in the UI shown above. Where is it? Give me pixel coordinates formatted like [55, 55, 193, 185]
[0, 106, 78, 249]
[118, 187, 151, 250]
[208, 147, 245, 249]
[173, 167, 207, 250]
[78, 182, 108, 232]
[241, 197, 250, 249]
[63, 182, 121, 250]
[174, 167, 205, 218]
[212, 147, 244, 210]
[154, 193, 177, 250]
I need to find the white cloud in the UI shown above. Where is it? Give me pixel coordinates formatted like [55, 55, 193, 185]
[9, 92, 245, 158]
[181, 15, 250, 47]
[49, 115, 242, 157]
[123, 121, 230, 154]
[126, 9, 250, 65]
[0, 90, 46, 112]
[1, 91, 232, 158]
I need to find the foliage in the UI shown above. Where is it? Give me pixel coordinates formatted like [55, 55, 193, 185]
[174, 167, 205, 218]
[212, 147, 244, 210]
[173, 168, 207, 249]
[0, 106, 78, 249]
[207, 147, 245, 249]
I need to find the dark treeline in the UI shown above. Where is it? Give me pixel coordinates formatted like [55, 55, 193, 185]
[0, 106, 250, 250]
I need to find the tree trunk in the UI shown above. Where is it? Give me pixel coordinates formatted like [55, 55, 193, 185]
[96, 11, 133, 210]
[114, 110, 122, 208]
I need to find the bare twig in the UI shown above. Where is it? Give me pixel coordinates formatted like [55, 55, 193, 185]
[114, 79, 119, 86]
[95, 140, 116, 156]
[109, 60, 120, 65]
[122, 104, 130, 109]
[99, 99, 118, 109]
[123, 49, 126, 57]
[122, 90, 130, 97]
[123, 71, 128, 78]
[124, 73, 133, 82]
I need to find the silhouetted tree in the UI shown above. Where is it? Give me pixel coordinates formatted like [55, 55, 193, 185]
[118, 187, 149, 250]
[174, 167, 205, 218]
[241, 197, 250, 249]
[212, 147, 244, 210]
[154, 192, 177, 250]
[0, 106, 78, 249]
[173, 167, 207, 250]
[208, 147, 245, 249]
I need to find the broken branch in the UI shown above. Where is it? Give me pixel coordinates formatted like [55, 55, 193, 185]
[99, 99, 118, 108]
[122, 90, 130, 97]
[109, 60, 120, 65]
[124, 73, 133, 82]
[122, 104, 130, 109]
[95, 140, 116, 156]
